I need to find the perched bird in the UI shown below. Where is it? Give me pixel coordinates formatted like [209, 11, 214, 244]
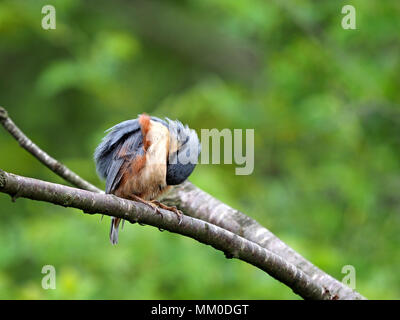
[94, 114, 200, 244]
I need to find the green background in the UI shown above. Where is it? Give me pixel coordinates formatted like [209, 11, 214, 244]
[0, 0, 399, 299]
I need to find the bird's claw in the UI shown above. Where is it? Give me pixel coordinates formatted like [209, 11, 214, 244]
[151, 200, 183, 224]
[130, 195, 164, 219]
[171, 206, 183, 225]
[149, 202, 163, 218]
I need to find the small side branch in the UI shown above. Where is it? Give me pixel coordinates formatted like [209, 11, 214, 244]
[0, 107, 101, 193]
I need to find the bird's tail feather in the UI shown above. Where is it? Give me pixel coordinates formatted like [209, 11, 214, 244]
[110, 217, 121, 245]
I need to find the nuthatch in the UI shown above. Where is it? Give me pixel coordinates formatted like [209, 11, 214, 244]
[94, 114, 200, 244]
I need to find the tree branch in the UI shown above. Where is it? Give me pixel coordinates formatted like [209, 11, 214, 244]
[0, 169, 328, 300]
[161, 182, 365, 300]
[0, 106, 366, 299]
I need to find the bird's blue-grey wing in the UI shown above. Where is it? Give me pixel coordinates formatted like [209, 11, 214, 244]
[105, 131, 144, 194]
[94, 119, 144, 194]
[94, 119, 141, 179]
[104, 156, 125, 194]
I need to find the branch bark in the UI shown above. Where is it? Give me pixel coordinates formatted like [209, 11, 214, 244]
[0, 169, 327, 300]
[162, 182, 367, 300]
[0, 106, 366, 300]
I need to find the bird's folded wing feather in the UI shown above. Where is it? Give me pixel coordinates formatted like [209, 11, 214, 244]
[105, 130, 145, 194]
[94, 119, 145, 194]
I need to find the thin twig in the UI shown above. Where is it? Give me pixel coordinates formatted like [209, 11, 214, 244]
[0, 107, 102, 193]
[0, 169, 339, 300]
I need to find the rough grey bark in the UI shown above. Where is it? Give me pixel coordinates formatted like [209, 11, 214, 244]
[162, 182, 364, 300]
[1, 169, 330, 300]
[0, 106, 366, 300]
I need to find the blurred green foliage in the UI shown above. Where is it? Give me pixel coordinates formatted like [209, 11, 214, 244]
[0, 0, 399, 299]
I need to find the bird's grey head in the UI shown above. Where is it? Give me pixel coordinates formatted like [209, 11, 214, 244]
[164, 118, 200, 185]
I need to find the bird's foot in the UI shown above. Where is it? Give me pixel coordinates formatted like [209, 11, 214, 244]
[129, 195, 163, 217]
[151, 200, 183, 225]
